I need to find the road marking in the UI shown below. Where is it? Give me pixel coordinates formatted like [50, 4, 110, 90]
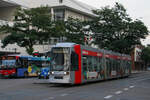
[43, 97, 54, 100]
[129, 86, 135, 88]
[115, 91, 122, 94]
[48, 97, 55, 100]
[104, 95, 113, 99]
[124, 88, 129, 91]
[60, 93, 69, 96]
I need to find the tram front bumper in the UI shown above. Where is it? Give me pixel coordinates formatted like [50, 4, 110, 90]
[49, 76, 71, 84]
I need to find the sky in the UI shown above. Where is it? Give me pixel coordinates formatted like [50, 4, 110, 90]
[78, 0, 150, 45]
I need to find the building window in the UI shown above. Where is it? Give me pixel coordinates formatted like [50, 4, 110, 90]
[54, 9, 65, 21]
[59, 0, 63, 3]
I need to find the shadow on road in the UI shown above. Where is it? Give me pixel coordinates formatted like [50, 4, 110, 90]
[34, 76, 131, 88]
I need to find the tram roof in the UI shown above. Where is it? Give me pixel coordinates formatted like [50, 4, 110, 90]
[53, 42, 130, 57]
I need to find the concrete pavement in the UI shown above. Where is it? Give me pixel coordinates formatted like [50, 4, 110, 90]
[0, 71, 150, 100]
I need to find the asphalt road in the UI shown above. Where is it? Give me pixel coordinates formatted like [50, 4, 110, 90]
[0, 71, 150, 100]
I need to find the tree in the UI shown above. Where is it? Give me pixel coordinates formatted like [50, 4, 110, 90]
[50, 20, 67, 42]
[48, 18, 87, 45]
[0, 6, 53, 55]
[141, 46, 150, 68]
[65, 17, 87, 45]
[90, 3, 149, 54]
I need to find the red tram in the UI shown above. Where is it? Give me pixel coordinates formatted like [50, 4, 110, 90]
[49, 43, 131, 84]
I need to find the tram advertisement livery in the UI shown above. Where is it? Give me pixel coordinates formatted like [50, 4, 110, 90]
[49, 43, 131, 84]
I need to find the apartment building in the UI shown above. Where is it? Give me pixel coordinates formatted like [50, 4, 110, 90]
[0, 0, 96, 54]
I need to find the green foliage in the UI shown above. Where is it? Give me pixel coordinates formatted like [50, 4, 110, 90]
[0, 6, 52, 55]
[141, 46, 150, 66]
[51, 20, 67, 37]
[65, 17, 86, 45]
[0, 3, 149, 55]
[50, 18, 90, 45]
[90, 3, 149, 54]
[0, 7, 86, 55]
[49, 18, 87, 45]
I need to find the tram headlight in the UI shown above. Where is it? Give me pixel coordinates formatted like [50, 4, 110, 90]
[64, 72, 67, 75]
[38, 72, 40, 75]
[64, 72, 69, 75]
[48, 72, 50, 75]
[50, 71, 54, 74]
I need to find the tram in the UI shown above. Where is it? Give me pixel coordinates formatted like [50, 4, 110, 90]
[49, 43, 131, 84]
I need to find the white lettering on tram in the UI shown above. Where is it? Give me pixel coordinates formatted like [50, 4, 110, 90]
[97, 53, 102, 57]
[82, 50, 88, 55]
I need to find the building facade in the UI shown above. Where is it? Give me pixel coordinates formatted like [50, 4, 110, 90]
[0, 0, 96, 54]
[131, 45, 145, 71]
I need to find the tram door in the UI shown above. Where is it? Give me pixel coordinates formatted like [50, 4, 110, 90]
[82, 56, 97, 80]
[82, 56, 88, 80]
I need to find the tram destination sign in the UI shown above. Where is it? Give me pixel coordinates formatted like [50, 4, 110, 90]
[52, 48, 69, 53]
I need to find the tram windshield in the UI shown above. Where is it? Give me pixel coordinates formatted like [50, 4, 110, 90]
[51, 47, 70, 71]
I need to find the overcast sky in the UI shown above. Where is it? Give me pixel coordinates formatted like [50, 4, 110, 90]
[78, 0, 150, 45]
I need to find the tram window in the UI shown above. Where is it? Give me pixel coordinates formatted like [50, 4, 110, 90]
[71, 52, 79, 71]
[128, 61, 131, 67]
[123, 60, 126, 71]
[93, 57, 97, 71]
[124, 61, 127, 69]
[87, 56, 94, 71]
[110, 58, 113, 71]
[99, 57, 102, 71]
[112, 59, 116, 70]
[128, 61, 131, 70]
[106, 58, 111, 68]
[106, 58, 111, 74]
[117, 60, 121, 71]
[111, 59, 113, 70]
[125, 61, 127, 68]
[126, 61, 130, 69]
[114, 59, 118, 70]
[83, 56, 87, 71]
[93, 57, 100, 71]
[98, 58, 103, 71]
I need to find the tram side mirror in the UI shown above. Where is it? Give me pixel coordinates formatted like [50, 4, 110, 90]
[71, 52, 79, 71]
